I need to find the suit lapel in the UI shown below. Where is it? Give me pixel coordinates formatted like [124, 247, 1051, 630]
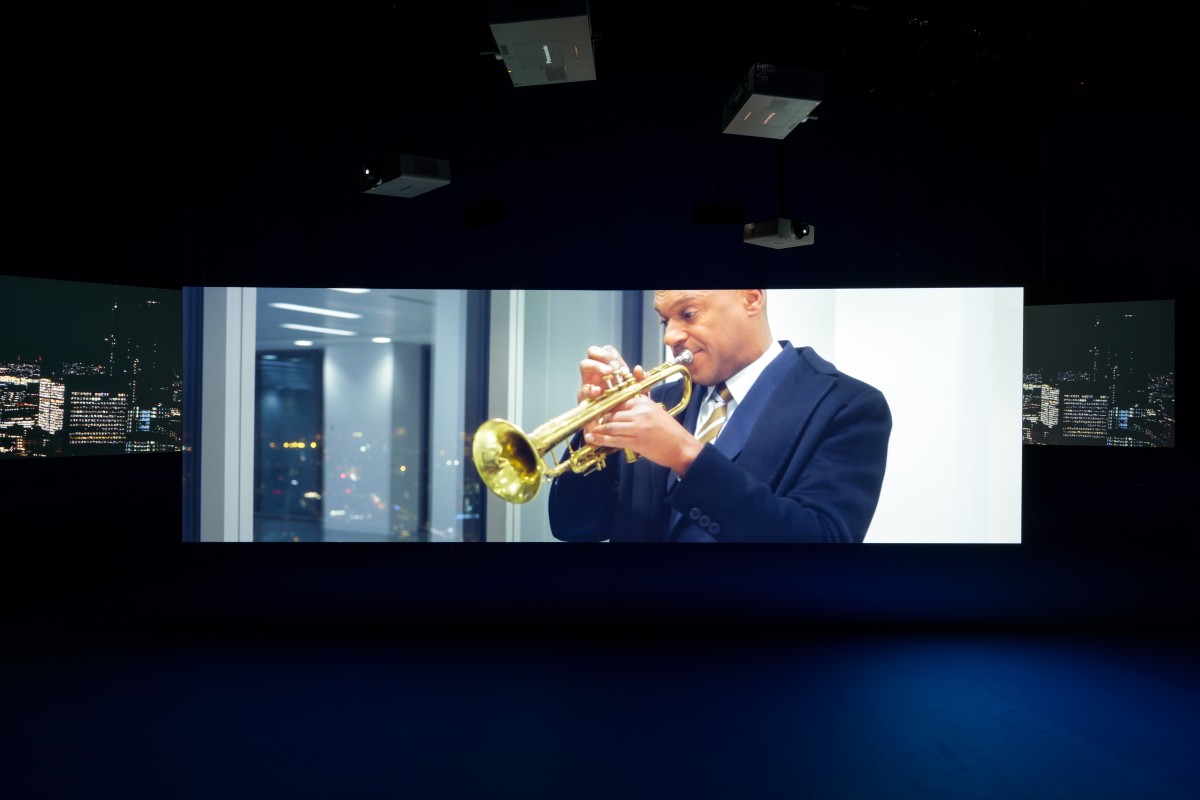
[734, 349, 836, 489]
[712, 344, 797, 462]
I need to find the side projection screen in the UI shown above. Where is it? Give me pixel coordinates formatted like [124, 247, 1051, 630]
[0, 275, 183, 459]
[1023, 299, 1174, 448]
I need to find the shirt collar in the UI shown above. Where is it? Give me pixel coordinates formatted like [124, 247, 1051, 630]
[707, 340, 783, 407]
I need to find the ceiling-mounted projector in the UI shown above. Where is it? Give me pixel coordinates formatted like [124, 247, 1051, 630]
[723, 64, 823, 139]
[487, 0, 596, 87]
[360, 153, 451, 198]
[744, 218, 815, 249]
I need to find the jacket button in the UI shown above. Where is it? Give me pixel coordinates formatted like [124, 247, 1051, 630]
[708, 523, 720, 535]
[698, 515, 710, 527]
[689, 508, 701, 520]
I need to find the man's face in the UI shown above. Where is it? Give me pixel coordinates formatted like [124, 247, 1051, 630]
[653, 290, 756, 387]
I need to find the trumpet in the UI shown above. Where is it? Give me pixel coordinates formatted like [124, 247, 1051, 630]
[472, 350, 694, 504]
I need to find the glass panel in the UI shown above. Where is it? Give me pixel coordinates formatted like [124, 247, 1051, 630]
[479, 289, 630, 542]
[249, 287, 480, 542]
[254, 350, 323, 541]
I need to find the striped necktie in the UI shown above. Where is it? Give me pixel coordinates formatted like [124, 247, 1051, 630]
[695, 382, 733, 445]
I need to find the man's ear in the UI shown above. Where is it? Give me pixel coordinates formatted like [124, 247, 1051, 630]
[743, 289, 766, 317]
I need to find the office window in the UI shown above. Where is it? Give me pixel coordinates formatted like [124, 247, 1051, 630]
[254, 350, 324, 541]
[188, 287, 487, 542]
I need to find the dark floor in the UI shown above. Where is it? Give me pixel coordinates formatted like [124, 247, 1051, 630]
[7, 628, 1198, 799]
[7, 462, 1198, 799]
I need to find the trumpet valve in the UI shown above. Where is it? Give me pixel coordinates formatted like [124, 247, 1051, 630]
[604, 363, 634, 390]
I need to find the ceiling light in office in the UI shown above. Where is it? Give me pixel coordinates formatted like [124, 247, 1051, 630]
[281, 324, 357, 336]
[269, 302, 363, 319]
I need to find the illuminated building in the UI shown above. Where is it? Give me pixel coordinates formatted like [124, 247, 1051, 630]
[65, 376, 130, 451]
[1060, 392, 1108, 441]
[0, 375, 38, 430]
[37, 379, 65, 433]
[128, 403, 182, 452]
[1038, 385, 1060, 428]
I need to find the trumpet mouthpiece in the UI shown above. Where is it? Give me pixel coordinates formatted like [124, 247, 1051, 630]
[676, 349, 693, 364]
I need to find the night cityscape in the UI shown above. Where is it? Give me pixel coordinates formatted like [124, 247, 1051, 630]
[0, 275, 183, 458]
[1023, 299, 1175, 447]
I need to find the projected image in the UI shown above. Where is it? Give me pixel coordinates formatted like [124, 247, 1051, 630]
[189, 287, 1023, 543]
[1023, 300, 1174, 447]
[0, 275, 183, 458]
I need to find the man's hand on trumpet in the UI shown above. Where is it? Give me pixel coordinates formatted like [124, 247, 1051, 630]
[576, 344, 702, 476]
[585, 393, 703, 476]
[576, 344, 645, 437]
[576, 344, 642, 403]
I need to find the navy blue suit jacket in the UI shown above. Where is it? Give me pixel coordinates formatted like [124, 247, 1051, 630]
[547, 342, 892, 542]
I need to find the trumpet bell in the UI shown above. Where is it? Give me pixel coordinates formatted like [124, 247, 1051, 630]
[472, 418, 544, 504]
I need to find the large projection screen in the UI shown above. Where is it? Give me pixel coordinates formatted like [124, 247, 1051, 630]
[736, 287, 1023, 544]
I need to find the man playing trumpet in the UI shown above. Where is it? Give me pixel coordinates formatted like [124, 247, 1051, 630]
[548, 289, 892, 543]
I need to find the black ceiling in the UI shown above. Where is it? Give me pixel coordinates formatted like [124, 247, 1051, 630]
[413, 0, 1174, 111]
[589, 1, 1122, 105]
[2, 0, 1194, 292]
[1, 0, 1182, 156]
[2, 1, 1183, 177]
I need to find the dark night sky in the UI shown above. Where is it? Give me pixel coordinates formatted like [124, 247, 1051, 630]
[1024, 299, 1176, 378]
[1022, 298, 1180, 376]
[0, 275, 182, 368]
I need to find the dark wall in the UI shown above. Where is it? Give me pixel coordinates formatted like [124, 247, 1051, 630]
[2, 2, 1196, 638]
